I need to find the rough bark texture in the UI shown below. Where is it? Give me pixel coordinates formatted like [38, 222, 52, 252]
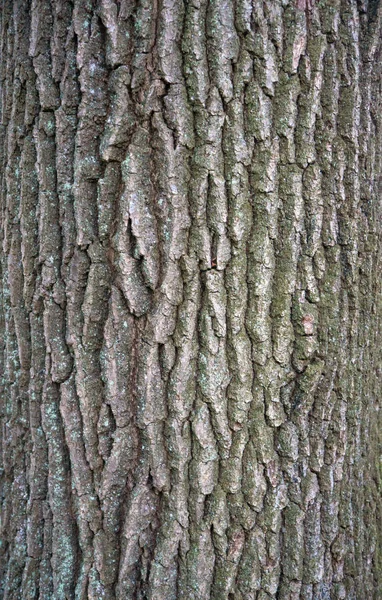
[0, 0, 381, 599]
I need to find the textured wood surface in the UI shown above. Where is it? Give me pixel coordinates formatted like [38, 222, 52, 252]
[0, 0, 381, 598]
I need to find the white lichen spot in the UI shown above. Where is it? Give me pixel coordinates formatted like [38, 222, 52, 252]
[302, 314, 314, 335]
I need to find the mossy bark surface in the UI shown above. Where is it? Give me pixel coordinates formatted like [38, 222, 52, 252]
[0, 1, 381, 599]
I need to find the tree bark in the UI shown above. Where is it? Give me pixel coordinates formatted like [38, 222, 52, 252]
[0, 0, 381, 598]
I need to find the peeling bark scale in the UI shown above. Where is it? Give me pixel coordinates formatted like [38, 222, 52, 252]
[0, 0, 381, 599]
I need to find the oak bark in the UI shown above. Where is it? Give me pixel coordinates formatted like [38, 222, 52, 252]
[1, 0, 382, 599]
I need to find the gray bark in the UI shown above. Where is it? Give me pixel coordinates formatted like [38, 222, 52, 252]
[0, 0, 381, 599]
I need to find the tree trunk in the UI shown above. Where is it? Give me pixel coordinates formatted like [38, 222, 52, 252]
[0, 0, 381, 598]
